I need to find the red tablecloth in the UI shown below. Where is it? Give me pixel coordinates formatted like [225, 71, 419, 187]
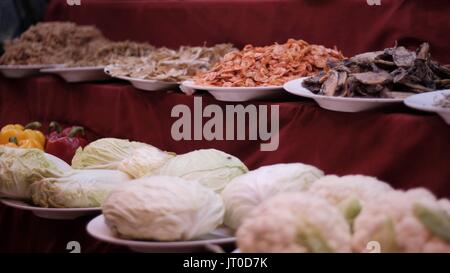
[45, 0, 450, 63]
[2, 0, 450, 253]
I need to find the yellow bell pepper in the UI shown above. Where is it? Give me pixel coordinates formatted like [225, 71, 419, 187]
[23, 129, 46, 147]
[1, 124, 24, 132]
[0, 122, 45, 150]
[3, 136, 44, 150]
[0, 129, 24, 145]
[3, 142, 18, 148]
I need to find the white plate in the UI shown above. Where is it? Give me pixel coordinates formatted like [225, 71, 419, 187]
[404, 90, 450, 124]
[0, 64, 60, 78]
[283, 77, 404, 112]
[87, 215, 236, 253]
[41, 66, 110, 82]
[1, 199, 100, 220]
[181, 80, 284, 102]
[104, 66, 179, 91]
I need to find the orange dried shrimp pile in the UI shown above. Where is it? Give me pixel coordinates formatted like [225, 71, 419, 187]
[194, 39, 344, 87]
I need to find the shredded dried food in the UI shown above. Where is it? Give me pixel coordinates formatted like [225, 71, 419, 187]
[107, 44, 236, 82]
[67, 41, 154, 67]
[0, 22, 105, 65]
[0, 22, 153, 66]
[194, 39, 344, 87]
[302, 43, 450, 98]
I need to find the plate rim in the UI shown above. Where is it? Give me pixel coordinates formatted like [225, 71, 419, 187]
[86, 215, 236, 248]
[404, 89, 450, 113]
[0, 64, 62, 70]
[181, 80, 283, 91]
[104, 66, 180, 85]
[41, 66, 106, 73]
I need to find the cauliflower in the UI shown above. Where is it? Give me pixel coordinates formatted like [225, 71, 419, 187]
[221, 163, 324, 230]
[439, 199, 450, 215]
[352, 188, 450, 253]
[236, 193, 351, 253]
[307, 175, 393, 224]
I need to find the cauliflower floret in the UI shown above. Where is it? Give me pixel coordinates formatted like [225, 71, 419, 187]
[308, 175, 393, 205]
[352, 188, 450, 253]
[221, 163, 324, 230]
[236, 192, 351, 253]
[307, 175, 393, 224]
[439, 198, 450, 215]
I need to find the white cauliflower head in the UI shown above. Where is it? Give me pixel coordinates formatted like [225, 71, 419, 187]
[236, 192, 351, 253]
[308, 175, 393, 224]
[221, 163, 324, 230]
[352, 188, 450, 253]
[439, 199, 450, 215]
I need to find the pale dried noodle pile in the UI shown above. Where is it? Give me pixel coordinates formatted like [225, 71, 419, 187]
[0, 22, 154, 66]
[67, 41, 154, 67]
[194, 39, 344, 87]
[107, 44, 236, 82]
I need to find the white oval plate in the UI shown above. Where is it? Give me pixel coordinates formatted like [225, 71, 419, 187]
[404, 89, 450, 124]
[87, 215, 236, 253]
[283, 77, 404, 112]
[0, 64, 60, 78]
[41, 66, 110, 82]
[1, 199, 100, 220]
[181, 80, 284, 102]
[104, 66, 179, 91]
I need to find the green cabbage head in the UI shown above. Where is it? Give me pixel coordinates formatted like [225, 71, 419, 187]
[0, 147, 71, 199]
[71, 138, 174, 178]
[31, 169, 131, 208]
[156, 149, 248, 193]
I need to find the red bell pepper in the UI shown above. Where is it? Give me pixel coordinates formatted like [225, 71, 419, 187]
[45, 122, 89, 164]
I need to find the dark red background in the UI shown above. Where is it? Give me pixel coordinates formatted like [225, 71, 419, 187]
[45, 0, 450, 63]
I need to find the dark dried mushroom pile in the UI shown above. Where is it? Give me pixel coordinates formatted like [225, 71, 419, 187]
[302, 43, 450, 99]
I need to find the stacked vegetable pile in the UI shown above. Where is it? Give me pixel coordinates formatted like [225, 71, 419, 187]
[1, 134, 449, 253]
[0, 121, 88, 161]
[0, 137, 247, 209]
[231, 171, 450, 253]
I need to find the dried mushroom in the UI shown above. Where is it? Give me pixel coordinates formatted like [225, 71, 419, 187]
[303, 43, 450, 99]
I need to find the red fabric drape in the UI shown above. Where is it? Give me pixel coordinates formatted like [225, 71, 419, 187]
[1, 76, 449, 194]
[45, 0, 450, 63]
